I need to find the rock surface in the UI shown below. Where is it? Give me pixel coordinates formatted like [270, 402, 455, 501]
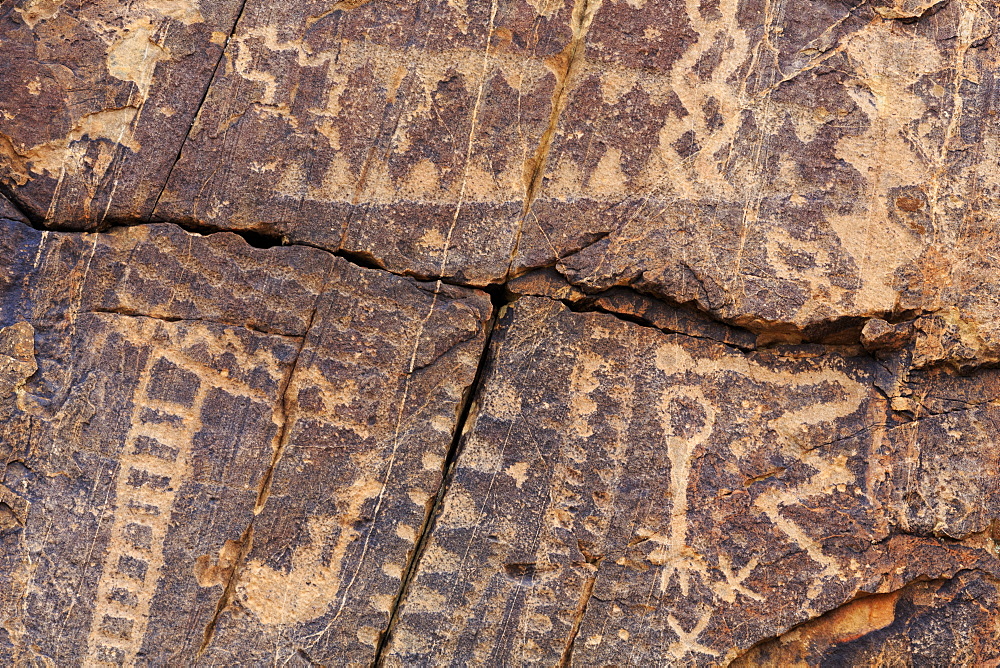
[2, 0, 1000, 665]
[0, 220, 490, 665]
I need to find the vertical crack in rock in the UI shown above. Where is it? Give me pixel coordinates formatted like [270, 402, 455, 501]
[196, 265, 331, 655]
[508, 0, 603, 277]
[250, 285, 327, 516]
[371, 289, 506, 666]
[149, 0, 252, 224]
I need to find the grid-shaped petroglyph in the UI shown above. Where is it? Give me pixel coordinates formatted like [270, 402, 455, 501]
[84, 333, 273, 666]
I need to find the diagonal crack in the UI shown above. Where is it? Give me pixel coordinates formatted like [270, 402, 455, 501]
[553, 229, 613, 264]
[506, 0, 604, 279]
[370, 288, 506, 666]
[564, 299, 757, 354]
[147, 0, 252, 223]
[0, 189, 36, 225]
[559, 550, 604, 667]
[196, 524, 255, 657]
[196, 261, 332, 657]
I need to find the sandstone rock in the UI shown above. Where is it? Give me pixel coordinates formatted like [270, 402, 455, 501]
[385, 296, 1000, 664]
[0, 0, 245, 227]
[860, 317, 913, 354]
[5, 1, 1000, 368]
[0, 220, 490, 664]
[732, 569, 1000, 665]
[1, 0, 1000, 664]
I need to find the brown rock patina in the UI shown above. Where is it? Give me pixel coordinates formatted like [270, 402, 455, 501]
[1, 0, 999, 664]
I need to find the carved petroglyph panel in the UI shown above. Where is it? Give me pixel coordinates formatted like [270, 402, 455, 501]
[4, 0, 1000, 368]
[387, 296, 1000, 664]
[0, 219, 320, 664]
[552, 0, 1000, 365]
[153, 0, 583, 283]
[1, 0, 1000, 663]
[75, 317, 293, 666]
[1, 312, 295, 666]
[198, 266, 492, 665]
[0, 219, 493, 664]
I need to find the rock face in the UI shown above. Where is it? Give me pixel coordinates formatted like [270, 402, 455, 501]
[1, 0, 999, 665]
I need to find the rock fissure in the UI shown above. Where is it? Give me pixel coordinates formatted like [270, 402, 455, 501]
[371, 289, 505, 667]
[874, 0, 951, 21]
[558, 553, 603, 668]
[196, 525, 254, 657]
[84, 308, 303, 339]
[196, 261, 332, 655]
[564, 299, 757, 354]
[148, 0, 253, 224]
[0, 190, 34, 225]
[549, 229, 614, 265]
[6, 218, 981, 367]
[507, 0, 603, 277]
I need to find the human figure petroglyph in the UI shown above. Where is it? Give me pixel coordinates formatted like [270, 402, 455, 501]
[646, 340, 869, 615]
[650, 385, 717, 598]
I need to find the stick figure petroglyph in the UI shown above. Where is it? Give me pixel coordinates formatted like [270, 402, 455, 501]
[648, 385, 717, 598]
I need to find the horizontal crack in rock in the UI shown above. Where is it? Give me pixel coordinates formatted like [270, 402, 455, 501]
[84, 308, 304, 339]
[12, 219, 1000, 371]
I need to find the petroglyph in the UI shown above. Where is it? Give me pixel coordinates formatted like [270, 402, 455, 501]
[2, 0, 1000, 664]
[0, 221, 491, 664]
[238, 479, 382, 628]
[651, 385, 717, 598]
[84, 330, 267, 666]
[384, 297, 889, 663]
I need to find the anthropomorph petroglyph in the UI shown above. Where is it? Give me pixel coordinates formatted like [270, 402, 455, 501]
[2, 0, 1000, 663]
[384, 297, 911, 664]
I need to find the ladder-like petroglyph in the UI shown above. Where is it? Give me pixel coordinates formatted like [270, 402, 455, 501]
[2, 0, 1000, 661]
[84, 327, 283, 666]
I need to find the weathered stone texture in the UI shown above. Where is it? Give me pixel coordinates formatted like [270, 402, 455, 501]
[0, 0, 245, 226]
[2, 0, 1000, 664]
[386, 296, 1000, 664]
[0, 220, 490, 664]
[733, 569, 1000, 666]
[5, 1, 1000, 359]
